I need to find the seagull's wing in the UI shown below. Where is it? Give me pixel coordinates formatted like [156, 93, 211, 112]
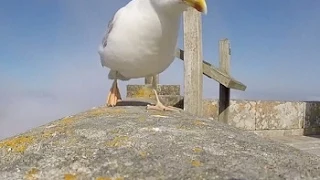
[98, 15, 116, 67]
[98, 8, 125, 67]
[101, 6, 126, 48]
[101, 14, 115, 48]
[99, 7, 131, 81]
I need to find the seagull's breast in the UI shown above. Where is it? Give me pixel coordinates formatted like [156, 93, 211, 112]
[100, 3, 181, 78]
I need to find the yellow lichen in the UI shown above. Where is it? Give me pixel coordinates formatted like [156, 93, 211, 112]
[96, 177, 112, 180]
[0, 135, 34, 153]
[131, 87, 154, 98]
[137, 116, 147, 122]
[115, 177, 124, 180]
[139, 151, 148, 158]
[40, 126, 63, 138]
[106, 136, 129, 147]
[176, 124, 191, 130]
[40, 123, 74, 139]
[191, 160, 202, 167]
[64, 174, 77, 180]
[193, 147, 203, 153]
[40, 129, 56, 138]
[86, 108, 125, 117]
[60, 117, 77, 126]
[24, 168, 40, 180]
[193, 120, 206, 126]
[96, 177, 124, 180]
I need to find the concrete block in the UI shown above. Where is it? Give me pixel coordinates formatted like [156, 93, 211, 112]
[202, 100, 256, 130]
[303, 127, 320, 135]
[305, 102, 320, 128]
[252, 129, 304, 137]
[228, 100, 256, 130]
[126, 84, 180, 98]
[255, 101, 305, 130]
[202, 99, 218, 118]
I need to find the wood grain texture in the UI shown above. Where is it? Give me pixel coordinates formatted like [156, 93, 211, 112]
[175, 49, 246, 91]
[218, 39, 231, 123]
[144, 75, 159, 85]
[183, 8, 203, 116]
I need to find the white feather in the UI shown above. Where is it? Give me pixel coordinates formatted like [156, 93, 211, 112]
[98, 0, 185, 80]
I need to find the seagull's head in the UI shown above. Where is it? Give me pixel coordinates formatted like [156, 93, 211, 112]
[152, 0, 207, 15]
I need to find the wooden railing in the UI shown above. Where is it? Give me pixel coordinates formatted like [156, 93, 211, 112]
[145, 8, 247, 123]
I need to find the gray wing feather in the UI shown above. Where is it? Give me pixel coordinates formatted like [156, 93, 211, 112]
[99, 13, 117, 67]
[102, 14, 115, 48]
[100, 8, 131, 81]
[101, 6, 126, 48]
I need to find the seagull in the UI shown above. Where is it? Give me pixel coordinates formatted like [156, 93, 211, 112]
[98, 0, 207, 111]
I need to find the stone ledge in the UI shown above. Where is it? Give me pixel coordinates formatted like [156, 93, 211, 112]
[203, 99, 320, 133]
[252, 129, 304, 137]
[252, 128, 320, 138]
[125, 88, 320, 135]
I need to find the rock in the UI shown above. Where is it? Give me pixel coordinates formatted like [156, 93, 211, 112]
[0, 106, 319, 180]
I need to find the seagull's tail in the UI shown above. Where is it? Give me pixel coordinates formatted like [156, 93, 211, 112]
[108, 70, 131, 81]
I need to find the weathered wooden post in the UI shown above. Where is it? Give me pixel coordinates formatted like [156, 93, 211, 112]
[183, 8, 203, 116]
[218, 39, 231, 123]
[144, 75, 159, 85]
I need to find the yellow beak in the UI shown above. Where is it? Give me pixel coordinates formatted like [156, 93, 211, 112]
[184, 0, 207, 14]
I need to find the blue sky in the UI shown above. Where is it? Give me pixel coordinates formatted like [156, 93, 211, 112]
[1, 0, 320, 139]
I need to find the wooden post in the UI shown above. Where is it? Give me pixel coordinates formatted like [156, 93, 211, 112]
[218, 39, 231, 123]
[183, 8, 203, 116]
[144, 74, 159, 85]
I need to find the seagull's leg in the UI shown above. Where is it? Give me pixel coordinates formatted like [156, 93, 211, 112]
[146, 75, 181, 112]
[106, 77, 122, 107]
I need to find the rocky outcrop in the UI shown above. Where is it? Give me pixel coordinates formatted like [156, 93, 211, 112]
[0, 106, 319, 180]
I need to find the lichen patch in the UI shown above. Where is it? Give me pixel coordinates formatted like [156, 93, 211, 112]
[96, 177, 112, 180]
[106, 136, 129, 147]
[139, 151, 148, 158]
[59, 117, 78, 126]
[96, 176, 124, 180]
[131, 87, 154, 98]
[24, 168, 40, 180]
[86, 107, 125, 118]
[191, 159, 202, 167]
[64, 174, 77, 180]
[0, 135, 34, 153]
[193, 120, 207, 127]
[193, 147, 203, 153]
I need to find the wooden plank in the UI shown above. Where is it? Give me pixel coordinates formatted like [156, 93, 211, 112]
[145, 76, 152, 84]
[218, 39, 231, 123]
[219, 84, 230, 123]
[175, 48, 246, 91]
[183, 8, 203, 116]
[144, 75, 159, 85]
[219, 39, 230, 73]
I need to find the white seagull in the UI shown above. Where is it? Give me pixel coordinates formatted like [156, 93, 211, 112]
[98, 0, 207, 111]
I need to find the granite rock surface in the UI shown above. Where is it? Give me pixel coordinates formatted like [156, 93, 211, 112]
[0, 106, 320, 180]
